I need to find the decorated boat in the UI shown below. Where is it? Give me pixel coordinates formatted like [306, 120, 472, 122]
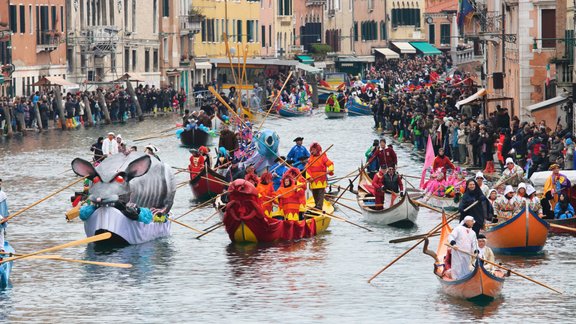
[325, 108, 347, 119]
[178, 126, 214, 148]
[278, 104, 312, 117]
[0, 241, 15, 289]
[356, 169, 419, 227]
[419, 194, 459, 211]
[547, 217, 576, 235]
[423, 213, 505, 302]
[222, 179, 332, 243]
[189, 166, 228, 202]
[485, 206, 549, 254]
[71, 152, 176, 245]
[346, 99, 372, 116]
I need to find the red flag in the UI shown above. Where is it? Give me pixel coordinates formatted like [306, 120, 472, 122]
[420, 135, 435, 189]
[430, 71, 440, 82]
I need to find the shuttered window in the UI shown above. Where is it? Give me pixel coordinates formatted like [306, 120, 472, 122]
[541, 9, 556, 48]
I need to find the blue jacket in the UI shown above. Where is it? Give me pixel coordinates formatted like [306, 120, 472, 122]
[287, 145, 310, 170]
[269, 163, 288, 191]
[554, 202, 575, 219]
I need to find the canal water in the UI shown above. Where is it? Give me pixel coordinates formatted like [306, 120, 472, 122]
[0, 112, 574, 323]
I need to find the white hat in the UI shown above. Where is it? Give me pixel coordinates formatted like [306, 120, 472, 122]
[460, 215, 476, 226]
[107, 132, 115, 136]
[505, 157, 514, 165]
[526, 185, 536, 196]
[504, 185, 515, 196]
[116, 134, 122, 139]
[475, 171, 485, 180]
[145, 145, 158, 153]
[488, 189, 498, 197]
[517, 182, 526, 191]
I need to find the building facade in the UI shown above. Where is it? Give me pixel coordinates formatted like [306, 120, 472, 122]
[323, 0, 353, 55]
[66, 0, 161, 88]
[386, 0, 426, 42]
[4, 0, 67, 97]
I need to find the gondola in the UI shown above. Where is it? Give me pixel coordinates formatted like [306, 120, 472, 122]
[346, 99, 372, 116]
[0, 241, 15, 289]
[547, 217, 576, 235]
[485, 205, 549, 254]
[423, 213, 505, 303]
[324, 109, 347, 119]
[189, 166, 228, 202]
[278, 105, 312, 117]
[222, 179, 332, 243]
[179, 127, 213, 148]
[356, 169, 419, 227]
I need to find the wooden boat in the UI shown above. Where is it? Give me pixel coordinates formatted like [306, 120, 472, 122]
[547, 217, 576, 235]
[189, 166, 227, 202]
[346, 99, 372, 116]
[324, 109, 347, 119]
[419, 194, 459, 211]
[356, 169, 419, 227]
[179, 127, 213, 148]
[423, 213, 505, 302]
[0, 241, 15, 289]
[222, 179, 332, 243]
[278, 105, 312, 117]
[485, 206, 549, 254]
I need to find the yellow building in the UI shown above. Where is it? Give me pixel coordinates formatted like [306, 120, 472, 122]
[193, 0, 262, 59]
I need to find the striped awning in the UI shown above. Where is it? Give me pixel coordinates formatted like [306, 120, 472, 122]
[392, 42, 416, 54]
[374, 48, 400, 59]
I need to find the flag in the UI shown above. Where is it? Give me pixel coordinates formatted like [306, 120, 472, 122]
[420, 135, 435, 189]
[545, 63, 551, 86]
[457, 0, 475, 28]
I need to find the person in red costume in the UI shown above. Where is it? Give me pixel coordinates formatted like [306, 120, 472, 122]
[188, 149, 205, 180]
[432, 147, 455, 177]
[371, 166, 386, 210]
[256, 172, 276, 217]
[385, 144, 398, 168]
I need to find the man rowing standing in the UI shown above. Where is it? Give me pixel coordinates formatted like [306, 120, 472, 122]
[287, 137, 310, 171]
[383, 166, 404, 208]
[305, 142, 334, 210]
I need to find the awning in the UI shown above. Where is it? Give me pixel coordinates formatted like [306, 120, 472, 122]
[526, 95, 569, 112]
[374, 48, 400, 59]
[296, 62, 322, 74]
[337, 56, 375, 63]
[392, 42, 416, 54]
[195, 61, 212, 69]
[409, 42, 442, 55]
[314, 62, 327, 69]
[32, 76, 78, 87]
[296, 55, 314, 65]
[114, 73, 146, 82]
[455, 88, 487, 108]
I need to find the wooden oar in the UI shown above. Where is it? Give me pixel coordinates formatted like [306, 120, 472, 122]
[367, 201, 478, 283]
[202, 209, 222, 223]
[308, 207, 373, 232]
[196, 222, 224, 239]
[168, 218, 206, 235]
[201, 176, 230, 186]
[413, 200, 444, 214]
[325, 194, 357, 203]
[36, 256, 132, 268]
[548, 223, 576, 233]
[173, 193, 223, 221]
[256, 71, 293, 132]
[1, 177, 86, 224]
[389, 232, 441, 244]
[447, 244, 563, 294]
[0, 233, 112, 264]
[329, 199, 362, 215]
[159, 125, 179, 133]
[133, 133, 174, 142]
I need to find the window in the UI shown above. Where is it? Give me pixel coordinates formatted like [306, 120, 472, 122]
[60, 6, 64, 31]
[216, 19, 219, 42]
[163, 38, 168, 62]
[353, 22, 358, 41]
[391, 8, 421, 27]
[19, 5, 25, 33]
[247, 20, 254, 42]
[201, 19, 207, 42]
[163, 0, 170, 17]
[440, 24, 450, 45]
[153, 49, 159, 72]
[125, 49, 130, 72]
[67, 47, 74, 72]
[51, 6, 57, 30]
[111, 53, 117, 72]
[236, 20, 242, 42]
[380, 21, 386, 40]
[269, 25, 272, 47]
[9, 6, 16, 33]
[232, 19, 236, 42]
[110, 0, 115, 25]
[262, 25, 266, 47]
[541, 9, 556, 48]
[256, 20, 259, 44]
[153, 0, 157, 33]
[278, 0, 291, 16]
[102, 0, 107, 24]
[429, 24, 435, 44]
[29, 6, 33, 34]
[132, 0, 137, 32]
[125, 0, 129, 30]
[132, 50, 137, 71]
[145, 49, 150, 72]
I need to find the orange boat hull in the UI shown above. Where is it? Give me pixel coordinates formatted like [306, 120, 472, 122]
[485, 208, 549, 254]
[437, 261, 504, 300]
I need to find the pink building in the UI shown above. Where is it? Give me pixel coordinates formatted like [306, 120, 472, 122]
[352, 0, 388, 56]
[260, 0, 275, 57]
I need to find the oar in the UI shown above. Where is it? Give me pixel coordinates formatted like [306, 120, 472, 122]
[0, 233, 112, 264]
[168, 218, 207, 235]
[196, 222, 224, 239]
[256, 71, 293, 132]
[367, 201, 478, 283]
[1, 177, 87, 224]
[201, 176, 230, 186]
[447, 244, 563, 294]
[31, 256, 132, 268]
[329, 199, 362, 215]
[548, 223, 576, 233]
[133, 133, 174, 142]
[389, 232, 441, 244]
[159, 125, 179, 133]
[308, 207, 373, 232]
[202, 209, 222, 223]
[325, 194, 357, 203]
[173, 193, 223, 221]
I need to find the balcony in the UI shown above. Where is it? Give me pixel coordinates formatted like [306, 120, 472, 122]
[180, 15, 202, 35]
[180, 55, 191, 67]
[306, 0, 326, 6]
[328, 9, 335, 18]
[37, 30, 61, 53]
[452, 47, 480, 65]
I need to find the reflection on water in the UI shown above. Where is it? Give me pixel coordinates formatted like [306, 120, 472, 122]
[0, 114, 575, 322]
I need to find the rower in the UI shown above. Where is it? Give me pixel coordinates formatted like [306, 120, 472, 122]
[475, 172, 489, 197]
[493, 185, 522, 220]
[554, 193, 575, 220]
[371, 166, 386, 210]
[269, 156, 288, 191]
[448, 216, 479, 280]
[305, 142, 334, 211]
[432, 148, 455, 178]
[275, 176, 301, 221]
[102, 132, 118, 157]
[516, 182, 527, 200]
[497, 157, 524, 186]
[525, 185, 544, 217]
[0, 179, 8, 253]
[474, 233, 495, 272]
[287, 137, 310, 171]
[383, 166, 404, 208]
[256, 172, 276, 218]
[198, 146, 212, 168]
[365, 139, 380, 179]
[188, 149, 205, 180]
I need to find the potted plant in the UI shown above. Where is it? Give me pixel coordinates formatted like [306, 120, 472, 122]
[188, 8, 205, 23]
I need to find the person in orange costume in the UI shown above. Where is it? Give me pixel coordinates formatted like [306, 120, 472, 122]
[275, 176, 302, 221]
[256, 172, 276, 217]
[284, 166, 308, 219]
[305, 142, 334, 210]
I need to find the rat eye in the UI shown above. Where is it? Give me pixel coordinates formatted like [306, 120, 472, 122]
[115, 176, 125, 183]
[92, 176, 101, 184]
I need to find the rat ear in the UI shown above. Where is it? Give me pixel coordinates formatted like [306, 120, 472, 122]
[71, 158, 98, 179]
[125, 155, 151, 180]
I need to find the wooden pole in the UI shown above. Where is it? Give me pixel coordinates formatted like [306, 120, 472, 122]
[196, 222, 224, 239]
[34, 102, 43, 131]
[2, 104, 13, 137]
[54, 86, 67, 130]
[125, 79, 144, 121]
[82, 94, 94, 127]
[96, 89, 112, 124]
[168, 218, 207, 235]
[308, 207, 372, 232]
[367, 201, 478, 283]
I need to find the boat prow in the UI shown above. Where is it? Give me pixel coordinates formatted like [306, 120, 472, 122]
[84, 207, 171, 245]
[0, 241, 15, 289]
[189, 167, 227, 202]
[485, 208, 549, 254]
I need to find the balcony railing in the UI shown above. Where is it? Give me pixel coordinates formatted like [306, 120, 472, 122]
[37, 30, 61, 53]
[306, 0, 326, 6]
[452, 47, 480, 65]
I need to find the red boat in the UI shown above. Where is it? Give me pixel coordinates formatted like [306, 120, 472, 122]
[189, 166, 227, 202]
[222, 179, 332, 243]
